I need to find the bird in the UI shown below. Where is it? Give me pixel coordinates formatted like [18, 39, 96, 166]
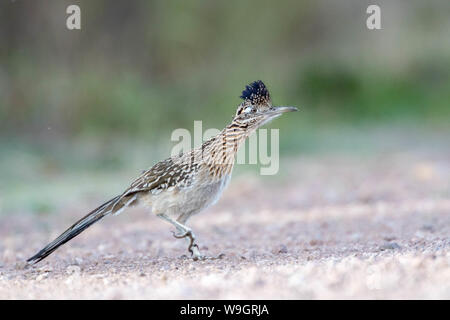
[27, 80, 298, 265]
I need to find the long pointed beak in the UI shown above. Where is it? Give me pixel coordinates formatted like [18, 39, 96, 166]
[271, 106, 298, 114]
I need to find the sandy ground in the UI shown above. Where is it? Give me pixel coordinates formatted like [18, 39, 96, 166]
[0, 150, 449, 299]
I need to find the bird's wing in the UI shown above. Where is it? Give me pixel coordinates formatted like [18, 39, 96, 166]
[121, 155, 198, 197]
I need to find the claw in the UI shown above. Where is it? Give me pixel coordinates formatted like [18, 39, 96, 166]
[192, 255, 204, 261]
[171, 230, 197, 256]
[171, 230, 192, 239]
[192, 253, 225, 261]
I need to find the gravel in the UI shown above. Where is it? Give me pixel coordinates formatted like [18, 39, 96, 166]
[0, 150, 449, 299]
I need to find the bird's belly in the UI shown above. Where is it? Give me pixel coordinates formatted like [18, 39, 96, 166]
[146, 174, 231, 219]
[184, 174, 232, 213]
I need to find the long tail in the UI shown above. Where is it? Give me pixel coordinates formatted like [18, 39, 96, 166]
[27, 195, 122, 265]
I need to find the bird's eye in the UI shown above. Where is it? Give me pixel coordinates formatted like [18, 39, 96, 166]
[244, 106, 253, 113]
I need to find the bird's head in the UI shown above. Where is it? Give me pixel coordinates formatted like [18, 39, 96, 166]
[233, 80, 297, 130]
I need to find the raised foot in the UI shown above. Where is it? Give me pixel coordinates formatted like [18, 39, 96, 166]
[171, 230, 225, 261]
[171, 229, 194, 240]
[171, 230, 197, 256]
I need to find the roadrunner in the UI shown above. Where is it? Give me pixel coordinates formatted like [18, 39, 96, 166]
[27, 80, 297, 264]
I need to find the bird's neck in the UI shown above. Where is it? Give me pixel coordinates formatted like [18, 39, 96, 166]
[198, 120, 251, 176]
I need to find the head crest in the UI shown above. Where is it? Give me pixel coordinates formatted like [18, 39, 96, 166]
[240, 80, 271, 105]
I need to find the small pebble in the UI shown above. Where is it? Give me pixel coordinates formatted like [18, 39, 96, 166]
[380, 242, 401, 250]
[309, 239, 321, 246]
[66, 265, 81, 275]
[279, 245, 288, 254]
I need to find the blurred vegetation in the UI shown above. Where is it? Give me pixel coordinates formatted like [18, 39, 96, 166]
[1, 0, 449, 140]
[0, 0, 449, 214]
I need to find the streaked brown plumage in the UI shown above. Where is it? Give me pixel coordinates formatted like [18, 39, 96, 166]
[27, 80, 297, 264]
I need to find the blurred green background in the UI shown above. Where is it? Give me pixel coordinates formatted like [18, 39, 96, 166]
[0, 0, 449, 215]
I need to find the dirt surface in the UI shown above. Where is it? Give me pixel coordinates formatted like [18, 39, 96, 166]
[0, 150, 449, 299]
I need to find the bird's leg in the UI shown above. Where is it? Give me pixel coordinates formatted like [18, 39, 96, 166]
[174, 226, 203, 260]
[156, 213, 204, 260]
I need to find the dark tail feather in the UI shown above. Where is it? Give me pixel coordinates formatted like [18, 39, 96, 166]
[27, 195, 121, 265]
